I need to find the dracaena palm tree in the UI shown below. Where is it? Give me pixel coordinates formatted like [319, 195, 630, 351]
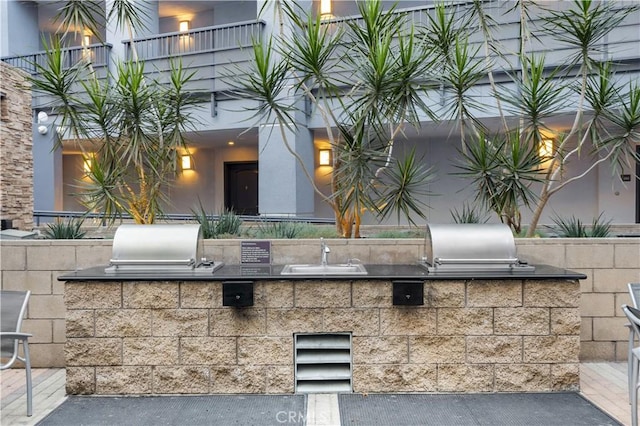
[28, 0, 198, 224]
[441, 0, 639, 235]
[227, 0, 436, 238]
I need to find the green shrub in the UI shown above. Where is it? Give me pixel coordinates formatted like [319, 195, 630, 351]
[369, 229, 425, 238]
[250, 220, 305, 239]
[589, 213, 612, 237]
[191, 202, 217, 239]
[215, 210, 242, 236]
[292, 224, 340, 238]
[551, 213, 611, 237]
[191, 202, 242, 238]
[43, 217, 86, 239]
[450, 203, 489, 224]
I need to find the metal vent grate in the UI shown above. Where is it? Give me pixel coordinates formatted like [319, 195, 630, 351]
[295, 333, 352, 393]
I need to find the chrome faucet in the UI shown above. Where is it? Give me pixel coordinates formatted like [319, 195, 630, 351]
[320, 238, 330, 266]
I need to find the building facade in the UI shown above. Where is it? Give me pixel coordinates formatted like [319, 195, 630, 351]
[0, 61, 33, 230]
[1, 0, 639, 228]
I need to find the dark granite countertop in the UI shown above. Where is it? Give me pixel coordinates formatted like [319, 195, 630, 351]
[58, 263, 586, 281]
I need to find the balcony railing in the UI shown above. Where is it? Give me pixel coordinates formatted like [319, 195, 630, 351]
[122, 20, 265, 97]
[123, 20, 264, 61]
[1, 44, 111, 109]
[321, 2, 640, 73]
[1, 44, 111, 75]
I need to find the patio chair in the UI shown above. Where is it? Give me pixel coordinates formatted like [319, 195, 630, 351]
[0, 290, 33, 416]
[623, 304, 640, 426]
[629, 284, 640, 403]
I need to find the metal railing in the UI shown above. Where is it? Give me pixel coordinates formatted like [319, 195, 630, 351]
[121, 20, 264, 97]
[33, 210, 335, 226]
[123, 20, 264, 60]
[321, 2, 640, 72]
[2, 44, 111, 75]
[2, 44, 112, 108]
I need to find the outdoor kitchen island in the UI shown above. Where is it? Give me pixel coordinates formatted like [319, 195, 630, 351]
[60, 263, 585, 396]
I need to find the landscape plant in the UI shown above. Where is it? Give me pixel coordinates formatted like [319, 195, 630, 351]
[42, 217, 86, 239]
[450, 202, 489, 224]
[249, 219, 307, 239]
[444, 0, 640, 235]
[191, 202, 243, 239]
[229, 0, 437, 238]
[550, 213, 611, 238]
[231, 0, 639, 237]
[29, 0, 197, 225]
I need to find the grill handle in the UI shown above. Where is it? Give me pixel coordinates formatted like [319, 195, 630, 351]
[434, 258, 520, 265]
[109, 259, 195, 266]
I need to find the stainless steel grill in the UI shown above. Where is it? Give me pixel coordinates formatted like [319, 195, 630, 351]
[422, 223, 534, 273]
[105, 224, 223, 274]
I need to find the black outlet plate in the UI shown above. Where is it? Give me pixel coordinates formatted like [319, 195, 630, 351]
[392, 281, 424, 306]
[223, 281, 254, 307]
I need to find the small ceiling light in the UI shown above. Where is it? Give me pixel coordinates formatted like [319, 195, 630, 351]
[181, 155, 192, 170]
[319, 149, 332, 166]
[320, 0, 332, 16]
[227, 141, 235, 146]
[179, 20, 190, 32]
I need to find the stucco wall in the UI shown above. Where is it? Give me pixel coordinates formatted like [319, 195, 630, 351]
[0, 237, 638, 367]
[0, 62, 33, 230]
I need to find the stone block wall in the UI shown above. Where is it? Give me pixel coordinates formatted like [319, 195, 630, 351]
[64, 278, 580, 395]
[0, 62, 33, 230]
[1, 237, 638, 367]
[517, 238, 640, 361]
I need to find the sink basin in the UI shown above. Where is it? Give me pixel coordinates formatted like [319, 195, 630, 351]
[281, 264, 368, 275]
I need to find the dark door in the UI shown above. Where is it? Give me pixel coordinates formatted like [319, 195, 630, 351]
[225, 162, 258, 215]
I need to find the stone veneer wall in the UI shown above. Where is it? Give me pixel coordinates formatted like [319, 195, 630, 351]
[0, 62, 33, 230]
[0, 237, 638, 368]
[64, 278, 580, 395]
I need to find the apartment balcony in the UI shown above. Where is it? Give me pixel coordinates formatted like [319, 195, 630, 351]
[2, 20, 264, 111]
[322, 2, 640, 76]
[122, 20, 265, 98]
[1, 44, 111, 109]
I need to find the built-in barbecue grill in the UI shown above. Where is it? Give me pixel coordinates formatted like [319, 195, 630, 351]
[105, 224, 223, 274]
[421, 223, 534, 273]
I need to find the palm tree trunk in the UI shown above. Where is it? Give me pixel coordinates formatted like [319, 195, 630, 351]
[526, 188, 551, 237]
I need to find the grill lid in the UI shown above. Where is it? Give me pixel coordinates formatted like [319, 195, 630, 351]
[422, 223, 534, 273]
[105, 224, 222, 274]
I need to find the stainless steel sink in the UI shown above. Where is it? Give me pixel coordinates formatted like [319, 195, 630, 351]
[281, 263, 368, 275]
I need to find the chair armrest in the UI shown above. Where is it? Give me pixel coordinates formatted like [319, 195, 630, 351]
[0, 332, 32, 340]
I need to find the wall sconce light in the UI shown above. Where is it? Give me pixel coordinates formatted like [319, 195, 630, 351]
[539, 138, 554, 159]
[179, 20, 190, 32]
[320, 0, 332, 16]
[83, 154, 94, 173]
[181, 155, 192, 170]
[319, 149, 332, 166]
[82, 35, 91, 47]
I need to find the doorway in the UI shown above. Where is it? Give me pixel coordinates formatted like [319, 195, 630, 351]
[225, 162, 258, 215]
